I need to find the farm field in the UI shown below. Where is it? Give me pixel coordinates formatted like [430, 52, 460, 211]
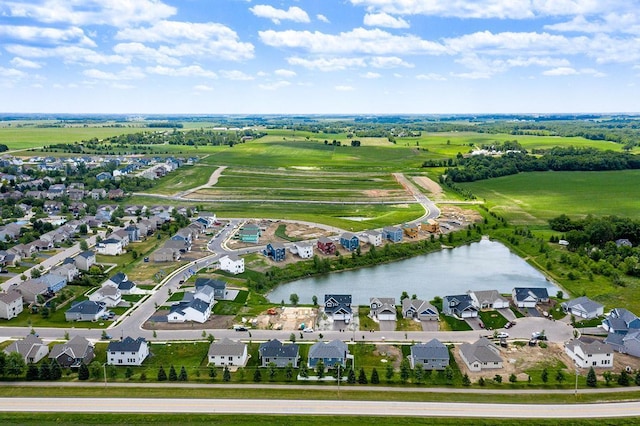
[459, 170, 640, 225]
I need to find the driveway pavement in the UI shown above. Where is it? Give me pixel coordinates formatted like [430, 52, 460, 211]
[379, 320, 396, 332]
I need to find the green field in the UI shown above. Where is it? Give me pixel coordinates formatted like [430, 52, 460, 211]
[459, 170, 640, 225]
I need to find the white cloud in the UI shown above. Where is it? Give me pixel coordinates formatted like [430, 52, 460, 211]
[113, 43, 181, 66]
[416, 73, 446, 81]
[146, 65, 217, 78]
[5, 45, 129, 65]
[194, 84, 213, 92]
[364, 12, 409, 28]
[250, 5, 310, 24]
[219, 70, 254, 80]
[259, 28, 446, 55]
[2, 0, 176, 27]
[83, 67, 145, 81]
[287, 57, 367, 71]
[369, 56, 414, 68]
[335, 85, 355, 91]
[0, 67, 27, 78]
[362, 71, 381, 78]
[274, 69, 297, 78]
[116, 21, 254, 61]
[258, 80, 291, 90]
[317, 14, 330, 23]
[10, 57, 42, 69]
[543, 67, 605, 77]
[0, 25, 95, 47]
[545, 13, 640, 35]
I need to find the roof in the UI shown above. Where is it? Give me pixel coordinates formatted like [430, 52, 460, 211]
[78, 250, 95, 259]
[259, 339, 299, 359]
[67, 300, 104, 315]
[208, 338, 246, 357]
[460, 337, 503, 364]
[108, 336, 147, 352]
[370, 297, 395, 306]
[566, 337, 613, 355]
[402, 299, 439, 316]
[513, 287, 549, 301]
[325, 294, 352, 305]
[0, 290, 22, 304]
[470, 290, 508, 304]
[109, 272, 127, 284]
[171, 298, 210, 315]
[195, 277, 226, 290]
[118, 280, 136, 291]
[15, 280, 48, 295]
[411, 339, 450, 361]
[563, 296, 603, 313]
[444, 294, 477, 312]
[309, 339, 349, 359]
[4, 334, 46, 358]
[340, 232, 357, 240]
[95, 286, 119, 297]
[49, 336, 92, 360]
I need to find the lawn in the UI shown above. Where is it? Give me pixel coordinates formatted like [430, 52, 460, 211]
[148, 164, 218, 195]
[478, 310, 508, 330]
[439, 314, 472, 331]
[460, 170, 640, 225]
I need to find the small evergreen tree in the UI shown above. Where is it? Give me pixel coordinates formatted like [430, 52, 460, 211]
[603, 371, 612, 385]
[223, 366, 231, 382]
[413, 364, 424, 384]
[444, 365, 454, 384]
[635, 371, 640, 386]
[253, 368, 262, 382]
[462, 373, 471, 386]
[399, 358, 411, 383]
[169, 365, 178, 381]
[555, 370, 565, 384]
[509, 373, 517, 383]
[385, 363, 394, 383]
[586, 367, 597, 387]
[38, 362, 50, 380]
[6, 352, 26, 377]
[478, 377, 486, 386]
[157, 366, 167, 381]
[89, 361, 102, 380]
[618, 370, 630, 386]
[26, 363, 39, 381]
[178, 366, 188, 381]
[50, 360, 62, 380]
[285, 363, 294, 381]
[494, 374, 503, 383]
[315, 360, 325, 379]
[78, 363, 89, 381]
[299, 363, 309, 379]
[541, 368, 549, 383]
[347, 368, 356, 384]
[0, 351, 6, 377]
[358, 367, 368, 384]
[209, 367, 217, 380]
[125, 367, 134, 379]
[370, 368, 379, 384]
[268, 362, 277, 381]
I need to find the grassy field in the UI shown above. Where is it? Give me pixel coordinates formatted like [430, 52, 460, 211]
[149, 164, 219, 195]
[460, 170, 640, 225]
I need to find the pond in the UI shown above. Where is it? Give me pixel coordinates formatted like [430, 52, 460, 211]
[267, 238, 559, 305]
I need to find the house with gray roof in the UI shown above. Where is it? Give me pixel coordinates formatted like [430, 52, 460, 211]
[4, 334, 49, 364]
[565, 337, 613, 369]
[410, 339, 450, 370]
[195, 277, 226, 300]
[512, 287, 549, 308]
[207, 338, 248, 367]
[12, 279, 49, 304]
[459, 337, 503, 372]
[605, 330, 640, 358]
[168, 298, 212, 323]
[0, 290, 23, 320]
[601, 308, 640, 334]
[65, 300, 107, 322]
[308, 339, 351, 369]
[561, 296, 604, 319]
[442, 294, 478, 318]
[369, 297, 396, 321]
[75, 250, 96, 271]
[107, 337, 149, 366]
[324, 294, 353, 323]
[402, 299, 439, 321]
[88, 285, 122, 308]
[49, 336, 95, 368]
[468, 290, 510, 310]
[259, 339, 300, 367]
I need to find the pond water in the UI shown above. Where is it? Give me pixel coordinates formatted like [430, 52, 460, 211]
[267, 238, 559, 305]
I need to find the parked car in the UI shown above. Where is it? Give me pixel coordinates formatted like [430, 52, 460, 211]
[532, 331, 547, 340]
[234, 326, 248, 332]
[303, 328, 314, 333]
[504, 321, 516, 329]
[496, 332, 509, 338]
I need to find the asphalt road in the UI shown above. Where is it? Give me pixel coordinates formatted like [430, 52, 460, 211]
[2, 397, 640, 418]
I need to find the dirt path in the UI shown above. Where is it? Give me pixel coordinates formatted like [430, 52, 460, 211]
[176, 165, 227, 197]
[413, 176, 443, 198]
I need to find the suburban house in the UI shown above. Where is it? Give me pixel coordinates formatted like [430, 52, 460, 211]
[409, 339, 450, 370]
[12, 280, 49, 304]
[52, 262, 79, 282]
[264, 242, 286, 262]
[402, 223, 419, 239]
[168, 298, 212, 323]
[459, 337, 504, 372]
[65, 300, 107, 322]
[258, 339, 300, 368]
[153, 247, 181, 262]
[601, 308, 640, 334]
[75, 250, 96, 271]
[605, 330, 640, 358]
[207, 338, 248, 367]
[107, 337, 149, 366]
[364, 231, 382, 247]
[218, 254, 244, 275]
[324, 294, 353, 323]
[442, 294, 479, 318]
[369, 297, 397, 321]
[512, 287, 550, 308]
[317, 237, 336, 255]
[565, 337, 614, 368]
[291, 241, 313, 259]
[39, 272, 67, 293]
[238, 223, 261, 243]
[103, 272, 137, 295]
[0, 290, 23, 320]
[339, 232, 359, 252]
[561, 297, 604, 319]
[308, 339, 351, 369]
[468, 290, 510, 310]
[124, 225, 141, 242]
[48, 336, 95, 368]
[163, 239, 191, 254]
[4, 334, 49, 363]
[402, 299, 439, 321]
[382, 226, 403, 243]
[95, 238, 124, 256]
[420, 219, 440, 233]
[195, 277, 227, 300]
[88, 285, 122, 307]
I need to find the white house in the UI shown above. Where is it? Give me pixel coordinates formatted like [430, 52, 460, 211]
[75, 250, 96, 271]
[219, 254, 244, 275]
[561, 297, 604, 319]
[468, 290, 510, 310]
[364, 231, 383, 247]
[88, 286, 122, 308]
[291, 242, 314, 259]
[95, 238, 124, 256]
[459, 337, 503, 372]
[369, 297, 396, 321]
[0, 290, 23, 320]
[107, 337, 149, 366]
[4, 334, 49, 364]
[565, 338, 613, 368]
[167, 299, 212, 323]
[207, 338, 248, 367]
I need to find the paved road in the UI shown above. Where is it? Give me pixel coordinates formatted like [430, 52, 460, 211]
[3, 397, 640, 418]
[393, 173, 440, 222]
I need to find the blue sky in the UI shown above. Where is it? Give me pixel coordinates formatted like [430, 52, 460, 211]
[0, 0, 639, 114]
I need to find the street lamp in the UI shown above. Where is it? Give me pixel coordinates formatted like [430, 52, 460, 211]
[103, 362, 108, 387]
[575, 368, 579, 397]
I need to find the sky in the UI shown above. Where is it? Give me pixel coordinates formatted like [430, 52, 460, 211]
[0, 0, 639, 115]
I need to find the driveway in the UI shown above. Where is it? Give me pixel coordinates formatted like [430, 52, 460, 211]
[497, 308, 516, 322]
[379, 320, 396, 332]
[466, 317, 485, 330]
[421, 320, 439, 331]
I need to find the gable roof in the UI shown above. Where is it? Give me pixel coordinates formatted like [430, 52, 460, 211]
[459, 337, 503, 364]
[195, 277, 226, 290]
[4, 334, 46, 359]
[208, 338, 246, 357]
[0, 290, 22, 304]
[170, 298, 210, 315]
[402, 298, 439, 316]
[470, 290, 508, 304]
[566, 337, 613, 356]
[107, 337, 147, 352]
[325, 294, 352, 305]
[309, 339, 348, 359]
[49, 336, 92, 360]
[411, 339, 450, 360]
[562, 296, 603, 314]
[67, 300, 104, 315]
[259, 339, 299, 359]
[513, 287, 549, 302]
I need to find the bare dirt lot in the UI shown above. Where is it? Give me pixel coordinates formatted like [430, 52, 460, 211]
[413, 176, 444, 199]
[143, 311, 235, 330]
[252, 306, 318, 331]
[226, 221, 334, 253]
[374, 344, 404, 369]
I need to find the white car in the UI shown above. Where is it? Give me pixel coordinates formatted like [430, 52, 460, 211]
[303, 328, 314, 333]
[496, 332, 509, 338]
